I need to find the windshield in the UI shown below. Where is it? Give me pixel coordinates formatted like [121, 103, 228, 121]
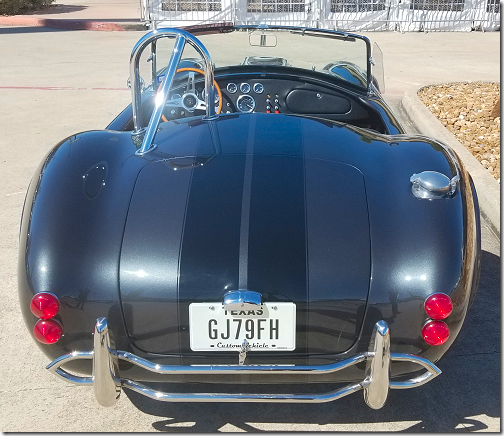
[151, 26, 372, 91]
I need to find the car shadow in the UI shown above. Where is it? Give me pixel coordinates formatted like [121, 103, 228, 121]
[124, 249, 500, 432]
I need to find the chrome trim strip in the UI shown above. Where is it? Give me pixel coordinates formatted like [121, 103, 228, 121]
[46, 319, 442, 408]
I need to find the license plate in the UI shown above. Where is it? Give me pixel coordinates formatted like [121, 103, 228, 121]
[189, 302, 296, 351]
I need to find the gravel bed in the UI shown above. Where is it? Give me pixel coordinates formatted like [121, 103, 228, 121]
[418, 82, 500, 183]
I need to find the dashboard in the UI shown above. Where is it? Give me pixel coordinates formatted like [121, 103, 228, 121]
[159, 68, 387, 133]
[216, 77, 353, 116]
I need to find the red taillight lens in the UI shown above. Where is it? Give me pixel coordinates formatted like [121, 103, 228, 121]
[30, 293, 60, 319]
[33, 319, 63, 344]
[422, 320, 449, 346]
[424, 293, 453, 320]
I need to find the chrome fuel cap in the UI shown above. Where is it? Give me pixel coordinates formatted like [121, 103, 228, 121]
[410, 171, 459, 199]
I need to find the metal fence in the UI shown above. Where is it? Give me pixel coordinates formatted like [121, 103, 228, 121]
[142, 0, 500, 30]
[393, 0, 500, 31]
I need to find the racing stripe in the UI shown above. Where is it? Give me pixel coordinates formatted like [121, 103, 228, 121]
[177, 149, 247, 354]
[246, 117, 309, 353]
[238, 115, 256, 290]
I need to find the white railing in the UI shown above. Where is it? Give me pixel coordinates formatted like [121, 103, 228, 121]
[142, 0, 500, 30]
[235, 0, 318, 27]
[328, 0, 394, 31]
[473, 0, 500, 30]
[393, 0, 476, 32]
[146, 0, 235, 26]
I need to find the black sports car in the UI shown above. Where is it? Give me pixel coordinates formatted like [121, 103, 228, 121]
[18, 24, 480, 409]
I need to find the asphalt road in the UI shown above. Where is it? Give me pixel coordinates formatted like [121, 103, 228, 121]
[0, 26, 500, 432]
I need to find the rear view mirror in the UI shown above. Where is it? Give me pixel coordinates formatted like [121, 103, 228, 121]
[249, 32, 277, 47]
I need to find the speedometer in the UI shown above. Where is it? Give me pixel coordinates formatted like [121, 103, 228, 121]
[236, 95, 255, 113]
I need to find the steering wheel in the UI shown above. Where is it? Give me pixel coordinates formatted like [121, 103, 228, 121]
[161, 67, 222, 122]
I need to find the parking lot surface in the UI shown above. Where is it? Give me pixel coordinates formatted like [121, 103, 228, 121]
[0, 27, 500, 432]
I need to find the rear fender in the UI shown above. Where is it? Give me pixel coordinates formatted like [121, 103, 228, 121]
[355, 140, 480, 370]
[18, 130, 146, 367]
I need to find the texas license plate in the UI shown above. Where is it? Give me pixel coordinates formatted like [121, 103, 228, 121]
[189, 302, 296, 351]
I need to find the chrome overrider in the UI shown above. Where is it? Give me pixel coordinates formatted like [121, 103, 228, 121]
[46, 318, 441, 409]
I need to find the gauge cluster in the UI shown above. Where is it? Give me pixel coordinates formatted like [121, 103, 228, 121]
[223, 81, 268, 114]
[162, 75, 354, 120]
[163, 76, 282, 117]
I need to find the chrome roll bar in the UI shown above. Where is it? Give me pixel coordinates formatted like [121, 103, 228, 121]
[129, 28, 218, 155]
[47, 318, 442, 409]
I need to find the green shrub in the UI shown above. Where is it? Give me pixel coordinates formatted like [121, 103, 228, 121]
[0, 0, 55, 15]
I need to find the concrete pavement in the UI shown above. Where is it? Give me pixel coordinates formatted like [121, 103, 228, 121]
[0, 25, 500, 431]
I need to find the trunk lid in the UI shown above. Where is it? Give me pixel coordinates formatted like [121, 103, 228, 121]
[119, 115, 371, 357]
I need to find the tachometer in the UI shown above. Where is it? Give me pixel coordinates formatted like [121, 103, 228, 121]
[236, 95, 255, 113]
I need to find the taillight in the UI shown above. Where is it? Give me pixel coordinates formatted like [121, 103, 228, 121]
[30, 293, 63, 343]
[422, 320, 450, 346]
[33, 319, 63, 344]
[30, 292, 60, 319]
[424, 293, 453, 320]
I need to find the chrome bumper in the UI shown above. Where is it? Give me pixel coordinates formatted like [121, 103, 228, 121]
[47, 318, 441, 409]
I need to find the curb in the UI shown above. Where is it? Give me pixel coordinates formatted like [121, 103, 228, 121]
[401, 87, 500, 237]
[0, 15, 146, 31]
